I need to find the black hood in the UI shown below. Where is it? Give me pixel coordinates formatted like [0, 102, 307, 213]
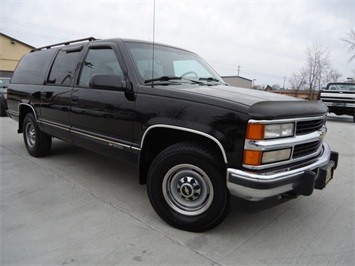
[157, 84, 327, 120]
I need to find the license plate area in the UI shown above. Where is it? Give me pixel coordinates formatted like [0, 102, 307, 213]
[325, 161, 335, 185]
[315, 161, 335, 190]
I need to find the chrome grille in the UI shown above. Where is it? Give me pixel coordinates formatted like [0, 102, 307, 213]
[296, 118, 325, 135]
[293, 140, 322, 159]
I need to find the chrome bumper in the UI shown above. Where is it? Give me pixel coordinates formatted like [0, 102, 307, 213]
[227, 143, 338, 201]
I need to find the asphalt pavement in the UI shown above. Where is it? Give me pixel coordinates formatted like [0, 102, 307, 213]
[1, 114, 354, 265]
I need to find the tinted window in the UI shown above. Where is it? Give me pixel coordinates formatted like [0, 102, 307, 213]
[48, 49, 81, 86]
[78, 48, 123, 87]
[11, 49, 56, 85]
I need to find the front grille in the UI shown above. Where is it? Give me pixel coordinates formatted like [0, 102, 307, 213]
[296, 118, 325, 135]
[293, 140, 321, 159]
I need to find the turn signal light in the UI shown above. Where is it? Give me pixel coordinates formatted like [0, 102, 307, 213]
[243, 150, 262, 165]
[246, 124, 265, 140]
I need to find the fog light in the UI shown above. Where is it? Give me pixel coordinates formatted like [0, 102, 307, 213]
[262, 148, 291, 164]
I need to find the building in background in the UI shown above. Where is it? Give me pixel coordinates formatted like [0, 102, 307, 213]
[221, 75, 253, 89]
[0, 33, 35, 77]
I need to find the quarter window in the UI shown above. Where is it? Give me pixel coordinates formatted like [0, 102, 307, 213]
[11, 49, 56, 85]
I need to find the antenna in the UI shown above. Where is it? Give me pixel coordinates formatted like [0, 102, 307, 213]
[151, 0, 156, 88]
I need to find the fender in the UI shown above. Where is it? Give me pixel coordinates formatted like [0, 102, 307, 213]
[140, 124, 228, 164]
[16, 103, 38, 133]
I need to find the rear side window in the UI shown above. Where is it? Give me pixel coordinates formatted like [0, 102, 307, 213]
[11, 49, 55, 85]
[47, 49, 81, 86]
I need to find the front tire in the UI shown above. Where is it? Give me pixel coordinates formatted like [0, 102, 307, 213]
[23, 113, 52, 157]
[147, 142, 230, 232]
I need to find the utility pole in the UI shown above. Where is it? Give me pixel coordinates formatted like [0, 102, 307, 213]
[237, 65, 241, 76]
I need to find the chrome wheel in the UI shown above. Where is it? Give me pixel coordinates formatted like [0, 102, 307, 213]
[25, 122, 36, 148]
[162, 164, 214, 216]
[23, 113, 52, 157]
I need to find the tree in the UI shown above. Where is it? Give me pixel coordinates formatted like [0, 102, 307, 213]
[342, 29, 355, 62]
[290, 43, 341, 98]
[289, 70, 306, 97]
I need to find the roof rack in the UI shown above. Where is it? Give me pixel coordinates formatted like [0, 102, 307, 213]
[35, 37, 96, 50]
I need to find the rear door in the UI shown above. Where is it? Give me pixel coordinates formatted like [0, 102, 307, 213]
[40, 45, 83, 141]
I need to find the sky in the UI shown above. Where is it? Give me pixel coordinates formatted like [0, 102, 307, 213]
[1, 0, 354, 87]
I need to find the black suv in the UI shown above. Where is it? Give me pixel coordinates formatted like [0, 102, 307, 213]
[7, 38, 338, 231]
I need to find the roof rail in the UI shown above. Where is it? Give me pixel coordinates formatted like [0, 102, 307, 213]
[35, 37, 96, 51]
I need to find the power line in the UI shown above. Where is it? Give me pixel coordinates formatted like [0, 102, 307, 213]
[0, 17, 91, 38]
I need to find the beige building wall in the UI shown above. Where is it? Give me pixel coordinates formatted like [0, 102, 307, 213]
[0, 33, 34, 76]
[221, 76, 252, 89]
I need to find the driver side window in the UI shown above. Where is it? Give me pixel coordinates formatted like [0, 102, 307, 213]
[78, 48, 123, 87]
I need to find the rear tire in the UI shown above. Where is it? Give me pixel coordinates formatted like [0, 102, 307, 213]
[23, 113, 52, 157]
[147, 142, 230, 232]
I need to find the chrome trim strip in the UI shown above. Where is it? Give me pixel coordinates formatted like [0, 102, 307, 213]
[131, 146, 141, 152]
[6, 109, 19, 117]
[18, 103, 37, 120]
[244, 129, 325, 151]
[71, 129, 132, 150]
[320, 92, 355, 97]
[141, 124, 228, 163]
[325, 103, 355, 107]
[40, 119, 71, 132]
[39, 118, 136, 152]
[248, 115, 326, 124]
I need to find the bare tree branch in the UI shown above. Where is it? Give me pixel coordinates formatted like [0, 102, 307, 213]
[342, 29, 355, 62]
[290, 43, 341, 97]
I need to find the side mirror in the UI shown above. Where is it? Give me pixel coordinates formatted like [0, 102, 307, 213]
[89, 74, 127, 91]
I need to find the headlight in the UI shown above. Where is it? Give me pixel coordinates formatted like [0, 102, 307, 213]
[246, 122, 295, 140]
[264, 123, 294, 139]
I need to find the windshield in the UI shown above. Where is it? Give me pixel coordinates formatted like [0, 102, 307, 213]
[125, 42, 225, 85]
[326, 83, 355, 91]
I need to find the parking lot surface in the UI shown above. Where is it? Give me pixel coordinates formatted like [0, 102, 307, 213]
[1, 114, 354, 265]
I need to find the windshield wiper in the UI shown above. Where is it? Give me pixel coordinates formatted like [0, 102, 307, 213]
[145, 75, 204, 85]
[199, 77, 222, 83]
[144, 76, 181, 84]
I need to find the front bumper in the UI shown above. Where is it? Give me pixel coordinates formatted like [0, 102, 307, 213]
[227, 143, 338, 201]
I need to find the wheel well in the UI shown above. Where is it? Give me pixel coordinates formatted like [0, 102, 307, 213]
[18, 105, 35, 133]
[138, 127, 225, 184]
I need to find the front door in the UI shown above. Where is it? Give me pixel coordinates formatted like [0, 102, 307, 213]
[70, 44, 136, 154]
